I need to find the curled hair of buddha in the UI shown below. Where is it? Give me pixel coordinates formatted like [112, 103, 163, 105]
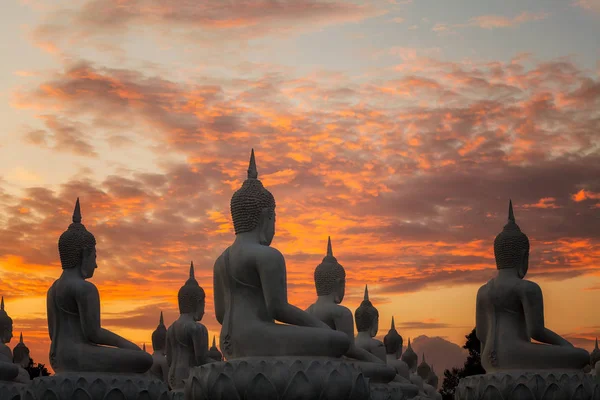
[314, 237, 346, 296]
[151, 311, 167, 351]
[13, 333, 30, 364]
[230, 149, 276, 235]
[401, 338, 418, 369]
[178, 262, 206, 314]
[58, 198, 97, 269]
[0, 297, 12, 333]
[494, 200, 530, 270]
[383, 316, 403, 355]
[355, 285, 379, 332]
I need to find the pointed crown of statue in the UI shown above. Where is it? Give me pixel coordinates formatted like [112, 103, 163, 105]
[494, 200, 530, 269]
[0, 297, 13, 332]
[151, 311, 168, 351]
[178, 262, 206, 314]
[401, 337, 418, 369]
[591, 338, 600, 367]
[58, 198, 97, 269]
[230, 149, 276, 235]
[314, 237, 346, 296]
[355, 285, 379, 332]
[208, 336, 223, 361]
[13, 332, 30, 363]
[383, 316, 404, 355]
[417, 353, 431, 379]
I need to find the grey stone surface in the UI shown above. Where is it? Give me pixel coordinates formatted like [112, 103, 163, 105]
[47, 199, 152, 374]
[0, 380, 24, 400]
[150, 312, 168, 383]
[184, 357, 370, 400]
[455, 371, 600, 400]
[212, 150, 350, 359]
[475, 201, 589, 372]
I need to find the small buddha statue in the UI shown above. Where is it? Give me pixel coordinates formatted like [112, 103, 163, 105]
[417, 354, 441, 399]
[383, 317, 419, 398]
[306, 237, 383, 364]
[0, 299, 28, 383]
[591, 338, 600, 371]
[208, 337, 223, 362]
[354, 285, 386, 362]
[402, 338, 429, 396]
[427, 364, 439, 390]
[476, 200, 590, 372]
[166, 262, 211, 390]
[149, 312, 168, 382]
[12, 333, 31, 382]
[47, 198, 152, 373]
[213, 150, 349, 359]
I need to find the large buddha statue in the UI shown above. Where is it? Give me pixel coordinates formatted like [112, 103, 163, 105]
[166, 262, 211, 390]
[149, 312, 168, 382]
[306, 237, 383, 364]
[47, 199, 152, 373]
[476, 201, 590, 372]
[0, 299, 29, 383]
[213, 150, 350, 359]
[354, 285, 386, 362]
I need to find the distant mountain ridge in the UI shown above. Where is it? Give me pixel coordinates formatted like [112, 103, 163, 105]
[408, 335, 468, 374]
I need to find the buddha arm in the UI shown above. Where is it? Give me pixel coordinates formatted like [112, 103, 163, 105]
[192, 324, 211, 365]
[335, 309, 383, 363]
[165, 330, 173, 367]
[213, 257, 225, 325]
[475, 287, 487, 352]
[77, 283, 140, 350]
[521, 282, 571, 346]
[258, 250, 329, 329]
[47, 286, 56, 341]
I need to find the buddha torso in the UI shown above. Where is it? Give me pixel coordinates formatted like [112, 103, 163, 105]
[306, 302, 348, 330]
[355, 332, 386, 361]
[166, 319, 208, 389]
[0, 344, 18, 382]
[150, 352, 168, 382]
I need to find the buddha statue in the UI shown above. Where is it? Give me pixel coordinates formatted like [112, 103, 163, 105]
[0, 299, 28, 383]
[401, 338, 430, 397]
[476, 200, 590, 372]
[383, 317, 419, 398]
[591, 338, 600, 370]
[166, 262, 211, 390]
[12, 333, 31, 382]
[47, 198, 152, 373]
[208, 337, 223, 362]
[417, 354, 441, 399]
[306, 237, 384, 364]
[354, 285, 386, 362]
[427, 364, 439, 390]
[213, 149, 349, 359]
[149, 312, 168, 382]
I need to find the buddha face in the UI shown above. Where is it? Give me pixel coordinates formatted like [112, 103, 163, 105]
[17, 351, 30, 368]
[0, 325, 13, 344]
[194, 299, 206, 322]
[259, 208, 276, 246]
[369, 316, 379, 338]
[80, 246, 98, 279]
[334, 278, 345, 304]
[518, 249, 529, 279]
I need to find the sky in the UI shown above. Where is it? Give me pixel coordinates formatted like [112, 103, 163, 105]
[0, 0, 599, 372]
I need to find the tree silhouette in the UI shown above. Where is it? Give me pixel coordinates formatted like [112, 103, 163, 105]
[440, 328, 485, 400]
[24, 358, 51, 379]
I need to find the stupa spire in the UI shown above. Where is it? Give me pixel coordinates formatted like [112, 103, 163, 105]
[189, 261, 195, 279]
[508, 199, 515, 223]
[212, 336, 217, 348]
[364, 285, 369, 301]
[73, 197, 82, 223]
[1, 296, 4, 311]
[248, 149, 258, 179]
[596, 337, 598, 350]
[391, 316, 395, 330]
[19, 332, 23, 344]
[327, 236, 333, 257]
[142, 343, 146, 352]
[159, 311, 164, 326]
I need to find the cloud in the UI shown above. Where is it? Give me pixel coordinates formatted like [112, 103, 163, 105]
[465, 12, 549, 29]
[574, 0, 600, 13]
[23, 115, 98, 157]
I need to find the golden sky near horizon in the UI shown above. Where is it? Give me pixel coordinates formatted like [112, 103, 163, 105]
[0, 0, 599, 371]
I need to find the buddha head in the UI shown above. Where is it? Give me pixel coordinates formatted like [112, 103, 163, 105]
[427, 365, 439, 389]
[355, 285, 379, 337]
[494, 200, 530, 278]
[314, 237, 346, 304]
[178, 262, 206, 321]
[383, 316, 404, 358]
[13, 333, 31, 368]
[401, 338, 418, 371]
[151, 311, 167, 354]
[58, 198, 97, 279]
[230, 149, 276, 246]
[208, 336, 223, 362]
[417, 353, 431, 380]
[0, 297, 13, 344]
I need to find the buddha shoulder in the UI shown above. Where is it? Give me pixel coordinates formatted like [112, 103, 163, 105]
[519, 279, 542, 297]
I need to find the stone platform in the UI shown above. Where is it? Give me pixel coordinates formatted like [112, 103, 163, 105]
[24, 372, 170, 400]
[455, 371, 600, 400]
[185, 357, 370, 400]
[0, 381, 25, 400]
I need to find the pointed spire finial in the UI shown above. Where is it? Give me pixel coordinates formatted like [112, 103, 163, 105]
[159, 311, 164, 326]
[189, 261, 195, 279]
[391, 316, 395, 330]
[19, 332, 23, 344]
[73, 198, 82, 223]
[1, 297, 4, 311]
[143, 343, 146, 352]
[327, 236, 333, 257]
[595, 337, 598, 350]
[364, 285, 369, 301]
[422, 353, 426, 362]
[407, 337, 411, 347]
[247, 149, 258, 179]
[508, 199, 515, 223]
[212, 336, 217, 348]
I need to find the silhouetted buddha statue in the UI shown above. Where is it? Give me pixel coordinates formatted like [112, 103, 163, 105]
[166, 262, 211, 390]
[149, 312, 168, 382]
[12, 333, 31, 382]
[476, 201, 589, 372]
[47, 199, 152, 373]
[213, 150, 349, 359]
[383, 317, 419, 398]
[591, 338, 600, 371]
[207, 337, 222, 362]
[417, 354, 440, 399]
[354, 285, 386, 362]
[0, 299, 29, 383]
[306, 237, 383, 364]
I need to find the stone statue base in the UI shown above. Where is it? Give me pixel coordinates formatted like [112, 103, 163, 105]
[0, 381, 25, 400]
[370, 382, 405, 400]
[455, 371, 600, 400]
[185, 357, 370, 400]
[25, 372, 170, 400]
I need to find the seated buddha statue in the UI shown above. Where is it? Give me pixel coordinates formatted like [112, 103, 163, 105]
[354, 286, 386, 362]
[12, 333, 31, 383]
[149, 312, 168, 382]
[0, 299, 28, 383]
[208, 337, 223, 362]
[306, 237, 384, 364]
[213, 150, 350, 359]
[166, 262, 212, 390]
[383, 317, 419, 398]
[47, 199, 153, 373]
[476, 201, 590, 372]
